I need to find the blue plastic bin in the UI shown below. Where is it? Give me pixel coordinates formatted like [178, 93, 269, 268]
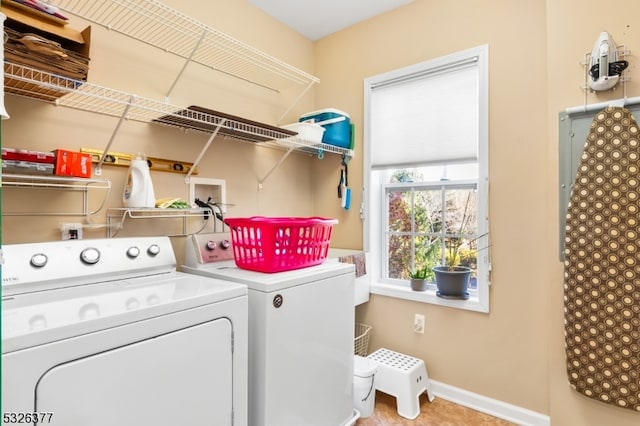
[300, 108, 351, 148]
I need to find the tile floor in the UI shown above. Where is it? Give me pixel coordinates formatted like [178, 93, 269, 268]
[355, 391, 517, 426]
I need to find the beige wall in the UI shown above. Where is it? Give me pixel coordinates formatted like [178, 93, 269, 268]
[3, 1, 640, 425]
[313, 0, 640, 425]
[316, 0, 551, 415]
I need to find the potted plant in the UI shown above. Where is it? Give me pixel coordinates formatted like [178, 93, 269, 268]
[433, 249, 473, 299]
[433, 192, 480, 300]
[408, 265, 430, 291]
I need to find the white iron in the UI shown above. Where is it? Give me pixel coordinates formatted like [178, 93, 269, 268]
[588, 31, 628, 91]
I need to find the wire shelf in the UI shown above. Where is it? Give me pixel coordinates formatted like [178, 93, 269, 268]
[2, 174, 112, 216]
[5, 63, 353, 158]
[6, 63, 292, 138]
[52, 0, 320, 93]
[5, 1, 352, 183]
[106, 207, 210, 237]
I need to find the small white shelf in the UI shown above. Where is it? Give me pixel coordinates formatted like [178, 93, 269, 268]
[2, 173, 111, 216]
[106, 207, 211, 237]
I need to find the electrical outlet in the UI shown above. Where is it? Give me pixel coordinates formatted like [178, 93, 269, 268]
[61, 223, 83, 240]
[414, 314, 425, 334]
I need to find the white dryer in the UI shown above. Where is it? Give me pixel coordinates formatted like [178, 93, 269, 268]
[2, 237, 248, 426]
[183, 232, 358, 426]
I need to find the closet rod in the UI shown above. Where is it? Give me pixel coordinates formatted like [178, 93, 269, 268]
[565, 96, 640, 114]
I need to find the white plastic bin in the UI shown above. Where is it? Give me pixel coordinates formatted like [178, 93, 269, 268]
[353, 355, 377, 418]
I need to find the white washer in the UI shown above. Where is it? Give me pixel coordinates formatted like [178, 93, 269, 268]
[183, 233, 358, 426]
[2, 237, 248, 426]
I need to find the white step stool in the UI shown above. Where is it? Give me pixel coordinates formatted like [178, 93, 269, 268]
[367, 348, 435, 420]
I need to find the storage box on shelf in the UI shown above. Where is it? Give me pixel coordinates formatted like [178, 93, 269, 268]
[2, 147, 55, 163]
[2, 147, 49, 177]
[2, 1, 91, 101]
[2, 159, 53, 175]
[280, 122, 325, 145]
[300, 109, 352, 149]
[2, 147, 93, 178]
[53, 149, 92, 178]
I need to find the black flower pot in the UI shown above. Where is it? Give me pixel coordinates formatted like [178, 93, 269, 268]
[433, 266, 471, 300]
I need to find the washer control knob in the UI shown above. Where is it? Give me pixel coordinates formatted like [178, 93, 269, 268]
[30, 253, 48, 268]
[80, 248, 100, 265]
[206, 241, 217, 251]
[127, 246, 141, 258]
[147, 244, 160, 256]
[220, 240, 231, 250]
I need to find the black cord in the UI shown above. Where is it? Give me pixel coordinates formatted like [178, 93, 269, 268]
[589, 60, 629, 80]
[194, 198, 212, 220]
[207, 197, 224, 223]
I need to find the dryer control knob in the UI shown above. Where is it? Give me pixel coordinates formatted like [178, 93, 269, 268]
[80, 247, 100, 265]
[30, 253, 48, 268]
[273, 294, 284, 308]
[220, 240, 231, 250]
[127, 246, 141, 258]
[147, 244, 160, 256]
[206, 241, 217, 251]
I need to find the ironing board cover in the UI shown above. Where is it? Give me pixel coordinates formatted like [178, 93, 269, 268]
[564, 106, 640, 412]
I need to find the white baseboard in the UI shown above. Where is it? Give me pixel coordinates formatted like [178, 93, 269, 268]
[430, 380, 550, 426]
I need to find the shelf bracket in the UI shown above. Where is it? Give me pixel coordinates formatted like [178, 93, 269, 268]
[185, 118, 227, 183]
[165, 28, 208, 103]
[257, 146, 296, 188]
[95, 94, 135, 176]
[276, 80, 317, 125]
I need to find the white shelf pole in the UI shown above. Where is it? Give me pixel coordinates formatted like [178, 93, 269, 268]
[185, 118, 227, 183]
[164, 28, 208, 103]
[257, 146, 296, 187]
[95, 94, 136, 176]
[276, 80, 316, 125]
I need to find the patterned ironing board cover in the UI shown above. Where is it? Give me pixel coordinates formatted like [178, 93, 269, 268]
[564, 106, 640, 412]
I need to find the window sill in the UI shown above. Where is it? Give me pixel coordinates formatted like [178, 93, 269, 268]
[370, 281, 489, 313]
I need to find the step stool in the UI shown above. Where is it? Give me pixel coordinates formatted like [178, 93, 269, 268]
[367, 348, 435, 420]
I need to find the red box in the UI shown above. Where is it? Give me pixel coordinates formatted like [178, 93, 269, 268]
[53, 150, 92, 178]
[2, 147, 55, 164]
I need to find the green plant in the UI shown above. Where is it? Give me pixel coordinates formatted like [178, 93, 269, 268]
[409, 265, 431, 279]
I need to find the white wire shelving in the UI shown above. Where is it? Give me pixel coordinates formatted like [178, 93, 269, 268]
[4, 62, 353, 178]
[106, 207, 210, 237]
[2, 173, 112, 216]
[5, 0, 354, 190]
[51, 0, 319, 102]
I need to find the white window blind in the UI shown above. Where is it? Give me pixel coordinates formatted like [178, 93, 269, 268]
[370, 57, 480, 169]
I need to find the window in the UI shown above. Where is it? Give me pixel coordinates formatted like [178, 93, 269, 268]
[363, 45, 490, 312]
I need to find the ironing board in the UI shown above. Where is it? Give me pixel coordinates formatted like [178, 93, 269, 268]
[563, 106, 640, 412]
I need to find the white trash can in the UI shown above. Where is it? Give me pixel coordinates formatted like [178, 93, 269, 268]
[353, 355, 377, 418]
